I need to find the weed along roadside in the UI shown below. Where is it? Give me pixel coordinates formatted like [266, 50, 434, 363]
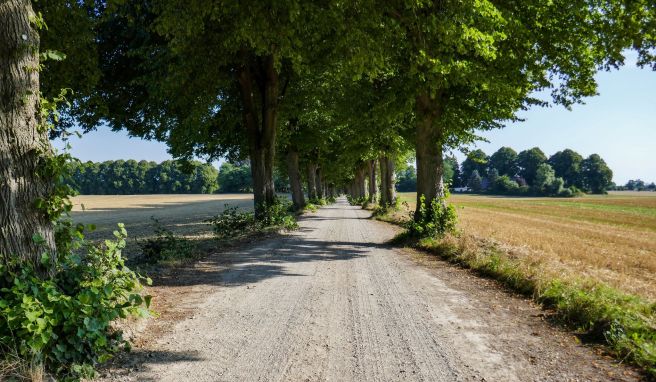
[366, 195, 656, 378]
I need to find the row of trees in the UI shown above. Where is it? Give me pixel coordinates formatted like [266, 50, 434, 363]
[67, 160, 219, 194]
[616, 179, 656, 191]
[2, 0, 654, 283]
[2, 1, 654, 377]
[457, 147, 614, 195]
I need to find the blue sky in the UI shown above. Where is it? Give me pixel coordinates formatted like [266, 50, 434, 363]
[54, 62, 655, 185]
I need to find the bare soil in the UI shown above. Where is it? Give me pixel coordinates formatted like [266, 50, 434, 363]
[98, 198, 642, 381]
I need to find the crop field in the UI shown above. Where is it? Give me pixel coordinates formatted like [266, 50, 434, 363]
[70, 194, 254, 258]
[397, 191, 656, 301]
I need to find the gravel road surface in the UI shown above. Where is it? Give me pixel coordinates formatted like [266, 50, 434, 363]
[100, 198, 639, 381]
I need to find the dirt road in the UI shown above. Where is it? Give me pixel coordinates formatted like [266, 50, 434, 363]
[101, 199, 638, 381]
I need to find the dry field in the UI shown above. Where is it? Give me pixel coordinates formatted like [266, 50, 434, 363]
[398, 191, 656, 301]
[70, 194, 254, 258]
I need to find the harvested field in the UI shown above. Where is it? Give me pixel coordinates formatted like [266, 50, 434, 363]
[70, 194, 254, 258]
[397, 192, 656, 300]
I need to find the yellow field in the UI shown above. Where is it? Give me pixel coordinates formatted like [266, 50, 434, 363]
[398, 192, 656, 300]
[70, 194, 254, 257]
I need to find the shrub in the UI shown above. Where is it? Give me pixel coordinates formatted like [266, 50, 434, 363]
[346, 195, 367, 206]
[259, 197, 298, 231]
[0, 224, 150, 381]
[206, 205, 257, 239]
[406, 194, 457, 239]
[493, 175, 520, 194]
[207, 197, 298, 239]
[139, 218, 195, 263]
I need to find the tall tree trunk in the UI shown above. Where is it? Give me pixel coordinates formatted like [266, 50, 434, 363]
[368, 159, 377, 203]
[355, 166, 366, 199]
[286, 150, 305, 210]
[379, 157, 388, 206]
[315, 167, 323, 199]
[414, 93, 445, 221]
[379, 156, 396, 207]
[237, 54, 278, 219]
[306, 163, 318, 201]
[0, 0, 56, 270]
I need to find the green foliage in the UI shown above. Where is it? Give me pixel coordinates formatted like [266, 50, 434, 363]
[396, 166, 417, 192]
[258, 197, 299, 231]
[581, 154, 613, 194]
[206, 206, 257, 240]
[548, 149, 584, 189]
[461, 150, 490, 185]
[406, 195, 457, 239]
[0, 225, 150, 381]
[217, 162, 253, 193]
[517, 148, 547, 186]
[67, 160, 218, 195]
[207, 197, 298, 240]
[489, 147, 518, 178]
[346, 195, 368, 206]
[139, 218, 194, 264]
[467, 170, 483, 193]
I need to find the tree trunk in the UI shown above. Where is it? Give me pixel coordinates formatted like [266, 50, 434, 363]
[0, 0, 56, 270]
[315, 167, 323, 199]
[286, 150, 305, 210]
[306, 163, 318, 201]
[355, 166, 366, 199]
[368, 159, 377, 203]
[379, 156, 396, 207]
[237, 54, 278, 219]
[414, 93, 445, 221]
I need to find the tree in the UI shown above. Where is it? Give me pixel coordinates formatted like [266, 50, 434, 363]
[467, 170, 483, 193]
[517, 148, 547, 186]
[489, 147, 518, 177]
[443, 156, 460, 187]
[396, 166, 417, 192]
[218, 162, 253, 193]
[581, 154, 613, 194]
[548, 149, 584, 188]
[461, 150, 489, 183]
[1, 0, 57, 270]
[534, 163, 566, 196]
[352, 0, 654, 223]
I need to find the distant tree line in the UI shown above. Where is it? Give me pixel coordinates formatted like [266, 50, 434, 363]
[613, 179, 656, 191]
[67, 160, 291, 195]
[396, 147, 614, 196]
[67, 160, 219, 194]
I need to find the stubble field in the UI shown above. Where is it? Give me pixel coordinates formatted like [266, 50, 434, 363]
[397, 191, 656, 301]
[70, 194, 254, 258]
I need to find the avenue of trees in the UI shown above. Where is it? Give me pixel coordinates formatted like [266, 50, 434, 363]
[1, 0, 655, 377]
[2, 0, 654, 287]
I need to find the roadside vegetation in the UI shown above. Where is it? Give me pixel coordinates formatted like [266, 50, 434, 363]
[373, 192, 656, 377]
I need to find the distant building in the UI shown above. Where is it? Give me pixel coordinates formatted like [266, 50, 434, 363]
[452, 187, 470, 193]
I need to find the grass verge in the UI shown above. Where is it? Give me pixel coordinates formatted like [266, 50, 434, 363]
[376, 208, 656, 378]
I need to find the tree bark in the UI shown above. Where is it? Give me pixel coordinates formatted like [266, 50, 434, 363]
[367, 159, 377, 203]
[286, 150, 305, 210]
[0, 0, 56, 270]
[306, 162, 318, 201]
[379, 156, 396, 207]
[315, 167, 323, 199]
[414, 93, 445, 221]
[237, 54, 278, 219]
